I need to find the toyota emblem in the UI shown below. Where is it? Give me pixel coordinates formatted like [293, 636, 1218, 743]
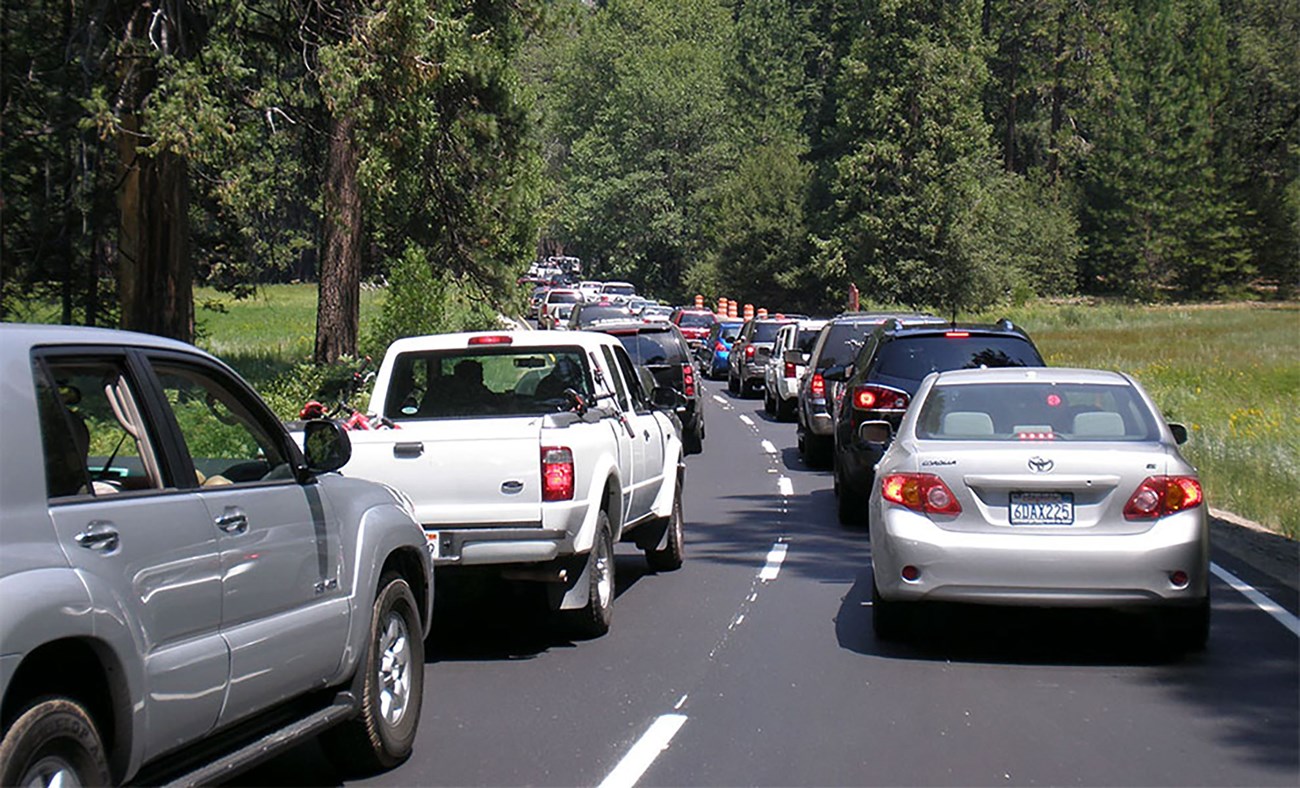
[1028, 456, 1054, 473]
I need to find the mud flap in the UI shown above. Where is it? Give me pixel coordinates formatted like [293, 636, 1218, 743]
[554, 552, 594, 611]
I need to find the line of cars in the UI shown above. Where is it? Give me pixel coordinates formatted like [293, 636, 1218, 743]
[717, 309, 1210, 652]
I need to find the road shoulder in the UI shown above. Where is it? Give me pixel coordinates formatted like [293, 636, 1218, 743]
[1210, 507, 1298, 595]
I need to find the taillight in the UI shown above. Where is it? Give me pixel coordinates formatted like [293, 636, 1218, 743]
[1016, 431, 1056, 441]
[1123, 475, 1203, 520]
[852, 385, 908, 411]
[681, 363, 696, 397]
[541, 446, 574, 501]
[469, 335, 512, 345]
[715, 340, 726, 351]
[745, 345, 755, 360]
[945, 331, 970, 338]
[810, 373, 825, 399]
[881, 473, 962, 515]
[783, 362, 797, 378]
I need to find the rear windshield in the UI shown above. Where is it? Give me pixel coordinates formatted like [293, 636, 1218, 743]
[613, 331, 687, 365]
[677, 312, 716, 328]
[817, 322, 875, 368]
[873, 335, 1042, 381]
[576, 305, 634, 325]
[547, 291, 578, 304]
[750, 322, 788, 343]
[383, 347, 592, 419]
[796, 328, 822, 354]
[602, 283, 636, 296]
[915, 382, 1160, 441]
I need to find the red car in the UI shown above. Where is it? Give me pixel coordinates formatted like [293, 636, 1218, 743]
[670, 308, 719, 349]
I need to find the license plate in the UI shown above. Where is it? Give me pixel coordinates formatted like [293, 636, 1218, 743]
[425, 530, 440, 559]
[1009, 492, 1074, 525]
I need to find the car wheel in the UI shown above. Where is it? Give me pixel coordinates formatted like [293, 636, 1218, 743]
[646, 485, 685, 572]
[837, 475, 867, 527]
[872, 575, 908, 642]
[566, 512, 615, 638]
[763, 388, 775, 415]
[323, 573, 424, 774]
[683, 422, 703, 454]
[0, 698, 111, 788]
[777, 396, 796, 422]
[727, 372, 739, 395]
[1166, 595, 1210, 652]
[804, 434, 832, 468]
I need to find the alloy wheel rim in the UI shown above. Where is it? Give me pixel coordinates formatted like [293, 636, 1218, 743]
[22, 755, 82, 788]
[377, 611, 412, 726]
[595, 538, 613, 608]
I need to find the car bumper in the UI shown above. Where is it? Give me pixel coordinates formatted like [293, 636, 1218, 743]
[871, 507, 1210, 607]
[426, 526, 568, 566]
[804, 404, 833, 436]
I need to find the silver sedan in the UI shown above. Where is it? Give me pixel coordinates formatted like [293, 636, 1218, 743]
[867, 367, 1209, 649]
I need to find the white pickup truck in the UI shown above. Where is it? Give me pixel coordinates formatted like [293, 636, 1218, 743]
[338, 330, 687, 637]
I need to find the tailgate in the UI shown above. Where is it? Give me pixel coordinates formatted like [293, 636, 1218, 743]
[344, 418, 544, 526]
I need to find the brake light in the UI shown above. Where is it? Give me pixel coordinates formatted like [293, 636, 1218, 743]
[852, 385, 908, 411]
[881, 473, 962, 515]
[469, 335, 512, 345]
[1016, 431, 1056, 441]
[810, 373, 825, 399]
[681, 363, 696, 397]
[945, 331, 970, 338]
[784, 362, 797, 378]
[745, 345, 755, 360]
[1123, 476, 1203, 520]
[541, 446, 574, 501]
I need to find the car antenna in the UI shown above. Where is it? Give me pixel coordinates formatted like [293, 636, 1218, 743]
[949, 306, 958, 329]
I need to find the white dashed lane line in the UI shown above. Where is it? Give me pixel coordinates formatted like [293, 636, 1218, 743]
[598, 714, 689, 788]
[712, 395, 728, 405]
[777, 476, 793, 497]
[739, 415, 755, 427]
[758, 542, 789, 581]
[760, 439, 777, 455]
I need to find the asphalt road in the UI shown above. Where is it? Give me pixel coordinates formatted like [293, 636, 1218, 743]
[238, 381, 1299, 787]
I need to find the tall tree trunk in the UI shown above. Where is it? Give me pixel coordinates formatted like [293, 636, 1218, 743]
[1047, 7, 1067, 189]
[117, 118, 194, 341]
[314, 113, 362, 363]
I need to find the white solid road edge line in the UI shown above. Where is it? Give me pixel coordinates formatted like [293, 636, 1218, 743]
[759, 542, 789, 581]
[598, 714, 688, 788]
[1210, 562, 1300, 637]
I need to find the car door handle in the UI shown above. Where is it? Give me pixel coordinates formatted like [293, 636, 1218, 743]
[215, 508, 249, 535]
[394, 442, 424, 458]
[75, 521, 119, 552]
[643, 430, 651, 441]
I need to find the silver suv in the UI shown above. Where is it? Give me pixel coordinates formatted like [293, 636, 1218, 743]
[0, 324, 432, 786]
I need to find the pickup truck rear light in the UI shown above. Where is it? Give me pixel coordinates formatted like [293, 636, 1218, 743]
[852, 384, 908, 411]
[881, 473, 962, 515]
[945, 331, 970, 338]
[745, 345, 755, 360]
[810, 372, 825, 399]
[1123, 475, 1203, 520]
[681, 363, 696, 397]
[469, 335, 512, 346]
[783, 362, 797, 378]
[541, 446, 574, 501]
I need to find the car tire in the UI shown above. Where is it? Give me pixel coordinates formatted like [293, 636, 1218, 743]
[872, 575, 907, 642]
[323, 573, 424, 774]
[683, 423, 703, 455]
[0, 697, 111, 788]
[804, 434, 832, 468]
[727, 372, 739, 395]
[566, 512, 615, 638]
[764, 388, 775, 415]
[1166, 595, 1210, 652]
[646, 485, 685, 572]
[777, 396, 796, 422]
[837, 478, 867, 527]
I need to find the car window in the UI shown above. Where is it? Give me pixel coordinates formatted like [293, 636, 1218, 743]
[796, 328, 822, 354]
[615, 331, 687, 365]
[547, 291, 579, 304]
[818, 322, 874, 368]
[600, 345, 633, 412]
[612, 345, 651, 412]
[676, 312, 716, 328]
[915, 382, 1160, 441]
[385, 347, 592, 418]
[36, 357, 166, 498]
[151, 361, 294, 486]
[873, 335, 1041, 381]
[751, 322, 786, 343]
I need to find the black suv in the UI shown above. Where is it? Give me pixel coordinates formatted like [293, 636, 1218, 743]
[795, 312, 941, 466]
[591, 321, 704, 454]
[727, 315, 806, 397]
[826, 319, 1045, 524]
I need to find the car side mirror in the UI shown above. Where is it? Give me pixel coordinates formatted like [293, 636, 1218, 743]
[858, 420, 892, 446]
[651, 386, 686, 410]
[301, 419, 351, 475]
[823, 364, 848, 382]
[1168, 423, 1188, 445]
